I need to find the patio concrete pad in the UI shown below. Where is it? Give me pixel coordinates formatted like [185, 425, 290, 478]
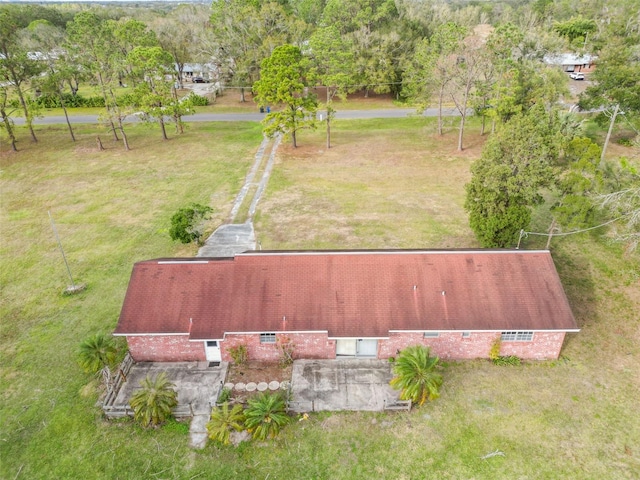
[114, 361, 228, 415]
[289, 359, 400, 413]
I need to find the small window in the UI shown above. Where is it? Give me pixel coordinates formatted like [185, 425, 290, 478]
[423, 332, 440, 338]
[501, 331, 534, 342]
[260, 333, 276, 344]
[206, 341, 218, 347]
[462, 332, 471, 338]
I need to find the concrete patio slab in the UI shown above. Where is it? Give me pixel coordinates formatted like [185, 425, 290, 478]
[114, 361, 228, 415]
[289, 359, 400, 413]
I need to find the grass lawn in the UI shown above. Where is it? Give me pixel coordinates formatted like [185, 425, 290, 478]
[1, 119, 639, 479]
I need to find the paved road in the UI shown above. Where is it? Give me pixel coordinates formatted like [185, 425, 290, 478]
[10, 107, 463, 125]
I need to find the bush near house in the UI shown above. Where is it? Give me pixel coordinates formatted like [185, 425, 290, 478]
[206, 402, 245, 445]
[390, 345, 443, 406]
[244, 392, 291, 440]
[130, 372, 178, 427]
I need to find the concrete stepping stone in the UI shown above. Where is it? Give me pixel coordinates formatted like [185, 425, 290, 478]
[280, 380, 290, 390]
[257, 382, 268, 391]
[268, 381, 280, 390]
[224, 383, 234, 390]
[234, 382, 246, 391]
[245, 382, 257, 392]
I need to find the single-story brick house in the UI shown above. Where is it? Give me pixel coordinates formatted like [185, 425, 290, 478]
[543, 53, 597, 73]
[114, 250, 579, 362]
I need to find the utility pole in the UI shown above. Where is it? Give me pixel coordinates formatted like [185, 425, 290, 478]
[49, 211, 84, 293]
[600, 104, 621, 167]
[546, 218, 559, 250]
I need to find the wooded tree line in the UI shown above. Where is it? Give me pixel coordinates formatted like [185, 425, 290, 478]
[1, 0, 638, 249]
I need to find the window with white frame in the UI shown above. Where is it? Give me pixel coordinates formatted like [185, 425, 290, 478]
[424, 332, 440, 338]
[260, 333, 276, 344]
[501, 331, 534, 342]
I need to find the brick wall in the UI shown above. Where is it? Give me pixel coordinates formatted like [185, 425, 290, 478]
[127, 335, 205, 362]
[128, 330, 567, 362]
[378, 331, 566, 360]
[500, 332, 566, 360]
[221, 333, 335, 362]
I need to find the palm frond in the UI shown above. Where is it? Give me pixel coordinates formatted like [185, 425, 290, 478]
[390, 345, 443, 406]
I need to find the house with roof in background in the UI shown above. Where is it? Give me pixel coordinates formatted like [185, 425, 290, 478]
[113, 250, 579, 363]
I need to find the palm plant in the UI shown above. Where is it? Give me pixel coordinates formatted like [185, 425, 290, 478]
[130, 372, 178, 427]
[78, 333, 118, 386]
[390, 345, 443, 406]
[206, 402, 245, 445]
[244, 392, 290, 440]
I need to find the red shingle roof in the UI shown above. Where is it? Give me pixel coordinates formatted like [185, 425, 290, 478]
[114, 250, 578, 339]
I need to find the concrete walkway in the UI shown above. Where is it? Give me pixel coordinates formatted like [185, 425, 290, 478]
[197, 133, 281, 258]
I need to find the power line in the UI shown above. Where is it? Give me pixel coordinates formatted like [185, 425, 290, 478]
[517, 212, 634, 248]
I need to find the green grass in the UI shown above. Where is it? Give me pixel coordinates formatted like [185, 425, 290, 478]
[1, 119, 639, 479]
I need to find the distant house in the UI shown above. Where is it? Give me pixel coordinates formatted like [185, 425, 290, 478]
[114, 250, 579, 363]
[544, 53, 596, 73]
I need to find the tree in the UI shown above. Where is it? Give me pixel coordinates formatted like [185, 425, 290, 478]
[127, 46, 179, 140]
[78, 333, 118, 386]
[244, 392, 290, 440]
[579, 40, 640, 162]
[206, 402, 245, 445]
[554, 16, 596, 44]
[152, 4, 208, 90]
[0, 80, 18, 151]
[551, 137, 603, 229]
[130, 372, 178, 427]
[169, 203, 212, 244]
[22, 20, 76, 142]
[389, 345, 442, 406]
[66, 12, 131, 149]
[448, 32, 484, 151]
[253, 44, 317, 148]
[308, 25, 355, 148]
[403, 22, 466, 136]
[210, 0, 308, 102]
[464, 107, 561, 248]
[597, 159, 640, 253]
[0, 7, 44, 143]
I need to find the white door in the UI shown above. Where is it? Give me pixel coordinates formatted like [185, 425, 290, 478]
[356, 339, 378, 357]
[205, 341, 221, 362]
[336, 339, 357, 356]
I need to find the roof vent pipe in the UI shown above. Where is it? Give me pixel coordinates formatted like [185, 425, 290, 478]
[441, 290, 446, 296]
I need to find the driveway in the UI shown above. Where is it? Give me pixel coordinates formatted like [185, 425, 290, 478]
[289, 359, 400, 412]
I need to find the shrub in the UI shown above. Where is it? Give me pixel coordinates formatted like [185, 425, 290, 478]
[218, 387, 232, 403]
[493, 355, 521, 366]
[130, 372, 178, 427]
[78, 333, 117, 374]
[244, 392, 290, 440]
[185, 93, 209, 106]
[207, 402, 245, 445]
[169, 203, 212, 244]
[489, 338, 501, 361]
[276, 335, 295, 367]
[390, 345, 443, 405]
[228, 344, 248, 365]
